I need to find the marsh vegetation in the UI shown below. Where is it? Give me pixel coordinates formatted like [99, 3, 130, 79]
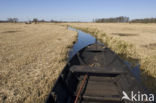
[0, 23, 77, 103]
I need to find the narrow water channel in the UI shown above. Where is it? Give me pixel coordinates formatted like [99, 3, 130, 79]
[68, 27, 96, 60]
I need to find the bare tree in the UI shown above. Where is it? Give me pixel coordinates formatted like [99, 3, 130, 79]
[33, 18, 38, 24]
[8, 18, 14, 22]
[7, 18, 18, 23]
[13, 18, 18, 23]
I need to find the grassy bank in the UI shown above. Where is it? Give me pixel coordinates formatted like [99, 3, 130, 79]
[0, 23, 77, 103]
[65, 23, 156, 93]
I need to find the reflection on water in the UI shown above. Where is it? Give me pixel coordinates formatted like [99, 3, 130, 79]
[68, 27, 96, 60]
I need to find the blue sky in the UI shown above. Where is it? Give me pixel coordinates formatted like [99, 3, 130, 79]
[0, 0, 156, 21]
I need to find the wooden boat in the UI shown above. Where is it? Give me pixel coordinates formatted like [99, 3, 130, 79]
[46, 44, 151, 103]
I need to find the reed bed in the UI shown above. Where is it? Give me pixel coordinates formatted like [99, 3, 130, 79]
[0, 23, 77, 103]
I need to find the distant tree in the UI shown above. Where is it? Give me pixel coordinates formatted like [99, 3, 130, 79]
[94, 16, 129, 23]
[8, 18, 13, 22]
[51, 19, 56, 23]
[25, 20, 32, 24]
[7, 18, 18, 23]
[130, 18, 156, 23]
[40, 19, 45, 22]
[51, 19, 59, 23]
[13, 18, 18, 23]
[33, 18, 38, 24]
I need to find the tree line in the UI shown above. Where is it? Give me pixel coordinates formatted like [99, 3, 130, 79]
[130, 18, 156, 23]
[93, 16, 129, 23]
[1, 17, 156, 23]
[0, 18, 56, 23]
[0, 18, 68, 24]
[0, 18, 19, 23]
[0, 18, 77, 23]
[93, 16, 156, 23]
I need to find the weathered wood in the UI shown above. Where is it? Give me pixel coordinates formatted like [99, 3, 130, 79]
[70, 66, 127, 74]
[46, 44, 150, 103]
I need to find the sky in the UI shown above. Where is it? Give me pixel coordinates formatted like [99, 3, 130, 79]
[0, 0, 156, 21]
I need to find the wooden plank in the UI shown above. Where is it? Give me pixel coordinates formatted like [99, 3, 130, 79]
[70, 66, 127, 74]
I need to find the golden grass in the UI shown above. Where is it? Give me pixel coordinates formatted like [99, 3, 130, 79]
[0, 23, 77, 103]
[64, 23, 156, 93]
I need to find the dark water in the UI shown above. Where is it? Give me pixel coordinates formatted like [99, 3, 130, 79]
[68, 27, 96, 60]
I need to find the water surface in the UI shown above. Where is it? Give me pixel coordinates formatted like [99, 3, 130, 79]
[68, 27, 96, 60]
